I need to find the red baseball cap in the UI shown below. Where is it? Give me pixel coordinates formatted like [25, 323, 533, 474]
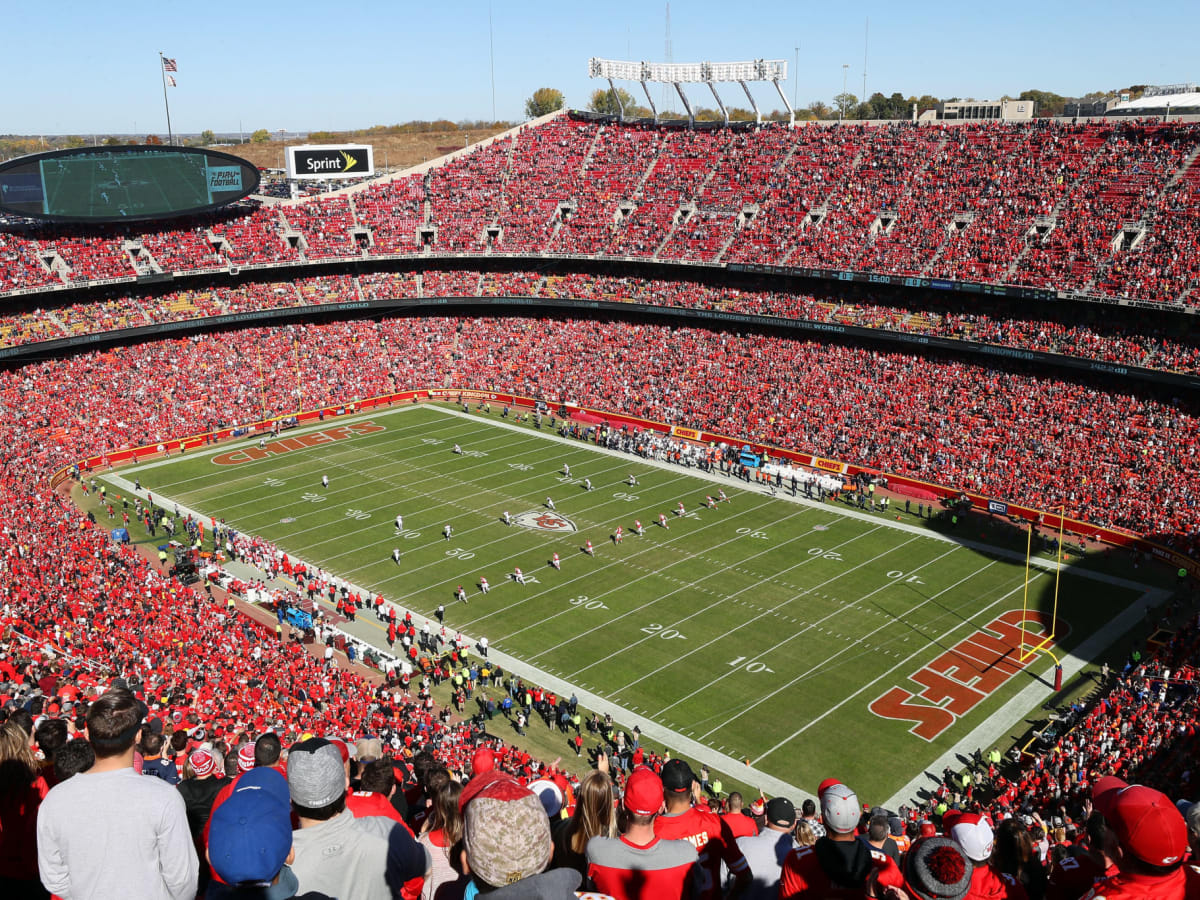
[623, 766, 664, 817]
[1094, 777, 1187, 867]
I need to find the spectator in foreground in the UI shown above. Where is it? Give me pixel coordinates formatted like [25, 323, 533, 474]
[552, 768, 617, 879]
[736, 797, 800, 900]
[654, 758, 751, 898]
[178, 749, 223, 841]
[0, 720, 49, 899]
[460, 771, 580, 897]
[416, 775, 468, 900]
[899, 836, 975, 900]
[1080, 776, 1192, 900]
[588, 765, 697, 900]
[288, 737, 426, 900]
[943, 811, 1027, 900]
[37, 690, 198, 900]
[205, 766, 300, 899]
[780, 779, 898, 898]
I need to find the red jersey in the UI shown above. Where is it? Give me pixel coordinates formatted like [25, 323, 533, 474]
[967, 864, 1030, 900]
[588, 834, 697, 900]
[780, 839, 902, 899]
[1081, 865, 1200, 900]
[722, 811, 759, 840]
[655, 804, 749, 900]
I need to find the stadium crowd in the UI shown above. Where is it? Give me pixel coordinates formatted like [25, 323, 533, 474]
[1, 118, 1198, 304]
[2, 312, 1199, 545]
[0, 311, 1196, 896]
[2, 113, 1200, 898]
[0, 270, 1197, 379]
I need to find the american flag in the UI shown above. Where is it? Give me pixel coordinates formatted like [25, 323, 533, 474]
[162, 57, 178, 72]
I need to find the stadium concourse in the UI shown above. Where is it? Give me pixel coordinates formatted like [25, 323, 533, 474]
[1, 115, 1200, 898]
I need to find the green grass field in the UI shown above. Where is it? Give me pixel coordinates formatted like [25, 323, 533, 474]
[41, 153, 209, 218]
[99, 403, 1156, 802]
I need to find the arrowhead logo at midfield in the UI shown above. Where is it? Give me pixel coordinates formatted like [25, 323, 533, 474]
[513, 510, 578, 533]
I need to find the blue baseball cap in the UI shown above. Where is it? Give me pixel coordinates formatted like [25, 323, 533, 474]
[208, 767, 293, 886]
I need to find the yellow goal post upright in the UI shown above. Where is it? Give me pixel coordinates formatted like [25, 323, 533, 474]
[1019, 505, 1065, 670]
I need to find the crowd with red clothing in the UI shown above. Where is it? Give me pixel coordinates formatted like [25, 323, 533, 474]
[1, 266, 1199, 384]
[1, 118, 1199, 304]
[0, 308, 1193, 895]
[0, 310, 1198, 551]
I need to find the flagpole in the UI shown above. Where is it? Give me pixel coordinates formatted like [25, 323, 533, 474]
[158, 51, 174, 145]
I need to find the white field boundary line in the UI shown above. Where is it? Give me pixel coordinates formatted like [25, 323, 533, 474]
[751, 573, 1044, 766]
[578, 527, 907, 686]
[471, 639, 815, 804]
[883, 585, 1171, 810]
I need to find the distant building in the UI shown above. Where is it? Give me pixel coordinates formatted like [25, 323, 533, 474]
[933, 98, 1036, 121]
[1064, 98, 1121, 117]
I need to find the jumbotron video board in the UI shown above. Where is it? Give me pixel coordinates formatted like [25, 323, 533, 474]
[0, 146, 260, 223]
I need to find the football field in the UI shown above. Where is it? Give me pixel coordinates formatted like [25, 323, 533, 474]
[103, 403, 1157, 803]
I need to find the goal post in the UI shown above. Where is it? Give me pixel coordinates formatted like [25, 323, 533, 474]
[1019, 506, 1065, 665]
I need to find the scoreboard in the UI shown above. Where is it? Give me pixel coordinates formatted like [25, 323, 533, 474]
[0, 146, 260, 223]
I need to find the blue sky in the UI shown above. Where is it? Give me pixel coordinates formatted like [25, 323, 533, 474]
[6, 0, 1197, 135]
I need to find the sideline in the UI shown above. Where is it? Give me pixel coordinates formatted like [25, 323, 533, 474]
[426, 406, 1153, 593]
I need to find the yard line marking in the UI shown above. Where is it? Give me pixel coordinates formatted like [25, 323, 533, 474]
[593, 529, 914, 689]
[497, 505, 822, 650]
[469, 502, 807, 635]
[652, 543, 968, 718]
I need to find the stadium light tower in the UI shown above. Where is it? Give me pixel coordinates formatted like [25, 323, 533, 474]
[588, 57, 794, 127]
[840, 63, 849, 122]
